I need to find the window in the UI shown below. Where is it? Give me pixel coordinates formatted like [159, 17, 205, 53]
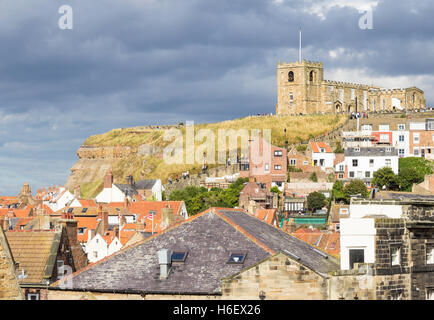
[274, 165, 282, 170]
[351, 89, 355, 100]
[67, 208, 73, 213]
[339, 165, 344, 172]
[329, 85, 333, 92]
[414, 133, 420, 143]
[380, 134, 389, 143]
[391, 246, 401, 266]
[82, 207, 88, 213]
[310, 71, 315, 82]
[414, 148, 419, 156]
[385, 159, 392, 167]
[171, 251, 188, 262]
[339, 89, 344, 102]
[427, 288, 434, 300]
[338, 174, 344, 179]
[399, 135, 405, 142]
[391, 292, 402, 300]
[386, 147, 391, 153]
[369, 159, 374, 167]
[27, 293, 40, 300]
[303, 161, 308, 165]
[93, 251, 98, 258]
[289, 93, 293, 105]
[354, 148, 360, 153]
[320, 148, 325, 153]
[427, 245, 434, 265]
[365, 171, 370, 178]
[349, 171, 355, 178]
[78, 227, 85, 234]
[228, 252, 246, 264]
[288, 71, 294, 82]
[399, 149, 405, 157]
[352, 159, 358, 167]
[264, 163, 269, 172]
[349, 249, 364, 269]
[274, 150, 283, 157]
[398, 124, 405, 131]
[379, 124, 390, 131]
[290, 159, 296, 166]
[361, 124, 372, 131]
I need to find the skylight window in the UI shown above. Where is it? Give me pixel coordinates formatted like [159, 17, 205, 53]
[228, 252, 246, 264]
[67, 208, 73, 213]
[82, 207, 88, 213]
[171, 251, 188, 262]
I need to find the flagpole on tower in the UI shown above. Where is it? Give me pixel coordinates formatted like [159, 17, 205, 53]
[299, 27, 302, 62]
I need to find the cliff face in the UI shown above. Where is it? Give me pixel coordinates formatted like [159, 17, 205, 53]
[65, 144, 163, 197]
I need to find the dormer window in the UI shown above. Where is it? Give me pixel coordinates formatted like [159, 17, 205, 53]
[171, 251, 188, 263]
[320, 148, 325, 153]
[228, 252, 246, 264]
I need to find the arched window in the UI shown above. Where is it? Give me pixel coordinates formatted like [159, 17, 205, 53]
[288, 71, 294, 82]
[310, 71, 315, 82]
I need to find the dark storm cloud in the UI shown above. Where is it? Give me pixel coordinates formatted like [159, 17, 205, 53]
[0, 0, 433, 194]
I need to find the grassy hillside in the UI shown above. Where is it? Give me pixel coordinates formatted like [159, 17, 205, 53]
[79, 114, 347, 198]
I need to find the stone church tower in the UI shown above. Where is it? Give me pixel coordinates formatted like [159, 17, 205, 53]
[276, 60, 324, 115]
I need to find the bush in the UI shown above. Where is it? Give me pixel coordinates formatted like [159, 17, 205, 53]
[296, 144, 308, 152]
[343, 180, 368, 203]
[307, 192, 326, 212]
[270, 186, 281, 194]
[332, 180, 346, 202]
[333, 141, 344, 154]
[288, 166, 303, 173]
[309, 172, 318, 182]
[398, 167, 425, 192]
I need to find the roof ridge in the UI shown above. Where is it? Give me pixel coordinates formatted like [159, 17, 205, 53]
[214, 210, 275, 254]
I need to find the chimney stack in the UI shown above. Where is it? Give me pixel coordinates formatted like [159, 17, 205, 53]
[158, 249, 172, 279]
[97, 206, 109, 235]
[161, 204, 174, 230]
[58, 210, 78, 244]
[126, 175, 134, 187]
[104, 170, 113, 189]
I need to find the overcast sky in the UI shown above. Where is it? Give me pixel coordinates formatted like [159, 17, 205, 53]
[0, 0, 433, 195]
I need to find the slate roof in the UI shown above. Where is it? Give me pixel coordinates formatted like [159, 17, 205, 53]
[134, 179, 157, 190]
[375, 191, 434, 202]
[52, 208, 339, 295]
[114, 184, 138, 196]
[345, 147, 398, 157]
[6, 230, 60, 285]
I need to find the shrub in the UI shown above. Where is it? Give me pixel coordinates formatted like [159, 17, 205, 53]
[309, 172, 318, 182]
[307, 192, 326, 212]
[343, 180, 368, 203]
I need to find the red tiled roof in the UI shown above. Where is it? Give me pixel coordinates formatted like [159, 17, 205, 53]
[310, 141, 332, 153]
[291, 231, 340, 257]
[78, 200, 97, 207]
[254, 209, 277, 226]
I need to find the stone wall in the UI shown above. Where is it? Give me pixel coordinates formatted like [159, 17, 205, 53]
[0, 227, 23, 300]
[220, 253, 328, 300]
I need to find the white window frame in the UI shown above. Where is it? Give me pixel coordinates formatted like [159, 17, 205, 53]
[385, 159, 392, 167]
[27, 293, 40, 300]
[274, 165, 282, 170]
[290, 159, 296, 166]
[398, 124, 405, 131]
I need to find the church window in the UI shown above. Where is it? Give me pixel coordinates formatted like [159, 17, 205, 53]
[309, 71, 315, 82]
[288, 71, 294, 82]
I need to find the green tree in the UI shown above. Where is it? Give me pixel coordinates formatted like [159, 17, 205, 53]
[307, 192, 326, 212]
[343, 179, 368, 203]
[332, 180, 346, 203]
[270, 186, 281, 194]
[399, 157, 433, 177]
[309, 172, 318, 182]
[333, 141, 344, 154]
[398, 167, 425, 192]
[372, 167, 399, 190]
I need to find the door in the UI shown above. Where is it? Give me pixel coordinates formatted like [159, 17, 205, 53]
[349, 249, 365, 269]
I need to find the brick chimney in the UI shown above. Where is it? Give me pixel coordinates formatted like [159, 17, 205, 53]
[97, 206, 109, 235]
[136, 218, 146, 232]
[1, 216, 9, 230]
[126, 175, 134, 187]
[104, 170, 113, 189]
[58, 210, 78, 244]
[161, 204, 174, 229]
